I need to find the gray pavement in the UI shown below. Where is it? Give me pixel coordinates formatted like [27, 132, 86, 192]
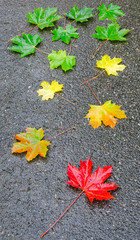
[0, 0, 139, 239]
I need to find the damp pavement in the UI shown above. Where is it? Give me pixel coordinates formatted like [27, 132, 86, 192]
[0, 0, 139, 239]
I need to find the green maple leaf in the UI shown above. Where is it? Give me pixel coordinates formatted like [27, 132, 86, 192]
[92, 22, 130, 41]
[98, 3, 124, 21]
[52, 25, 79, 44]
[27, 7, 62, 30]
[47, 50, 76, 72]
[9, 33, 43, 58]
[66, 5, 94, 23]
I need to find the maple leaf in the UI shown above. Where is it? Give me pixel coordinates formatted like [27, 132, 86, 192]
[52, 25, 79, 44]
[40, 158, 119, 238]
[98, 3, 124, 21]
[40, 158, 118, 237]
[96, 55, 126, 75]
[66, 5, 94, 23]
[92, 22, 130, 41]
[27, 7, 62, 30]
[85, 100, 127, 129]
[37, 80, 63, 100]
[12, 128, 51, 161]
[47, 50, 76, 72]
[67, 158, 118, 202]
[9, 33, 43, 58]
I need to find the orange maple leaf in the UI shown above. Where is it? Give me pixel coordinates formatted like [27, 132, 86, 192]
[12, 128, 51, 161]
[85, 100, 127, 129]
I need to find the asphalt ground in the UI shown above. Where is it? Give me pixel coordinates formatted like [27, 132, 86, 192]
[0, 0, 139, 239]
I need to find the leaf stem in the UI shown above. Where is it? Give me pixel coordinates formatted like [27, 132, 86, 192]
[56, 93, 75, 105]
[45, 126, 75, 141]
[67, 20, 76, 26]
[80, 70, 105, 86]
[68, 39, 75, 55]
[86, 78, 102, 105]
[92, 39, 108, 58]
[7, 26, 38, 43]
[40, 191, 83, 238]
[35, 47, 50, 55]
[64, 14, 66, 30]
[93, 13, 98, 17]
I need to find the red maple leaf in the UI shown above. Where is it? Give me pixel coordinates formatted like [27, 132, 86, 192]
[40, 158, 119, 238]
[66, 158, 118, 202]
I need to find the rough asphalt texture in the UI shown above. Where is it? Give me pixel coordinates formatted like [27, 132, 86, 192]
[0, 0, 139, 239]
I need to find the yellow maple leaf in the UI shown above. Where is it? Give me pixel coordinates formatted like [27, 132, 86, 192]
[85, 100, 127, 129]
[96, 55, 126, 75]
[37, 80, 63, 100]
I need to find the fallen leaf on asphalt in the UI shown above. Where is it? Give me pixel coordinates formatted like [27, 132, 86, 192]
[67, 158, 118, 202]
[12, 128, 51, 161]
[96, 55, 126, 75]
[85, 100, 127, 129]
[37, 80, 63, 100]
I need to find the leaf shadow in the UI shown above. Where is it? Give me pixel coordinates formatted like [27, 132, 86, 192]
[110, 40, 129, 46]
[85, 187, 120, 211]
[38, 27, 54, 35]
[12, 151, 50, 164]
[76, 17, 95, 28]
[49, 66, 75, 73]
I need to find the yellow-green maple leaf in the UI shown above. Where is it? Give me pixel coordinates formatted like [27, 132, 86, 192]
[37, 80, 63, 100]
[85, 100, 127, 129]
[96, 55, 126, 75]
[12, 128, 51, 161]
